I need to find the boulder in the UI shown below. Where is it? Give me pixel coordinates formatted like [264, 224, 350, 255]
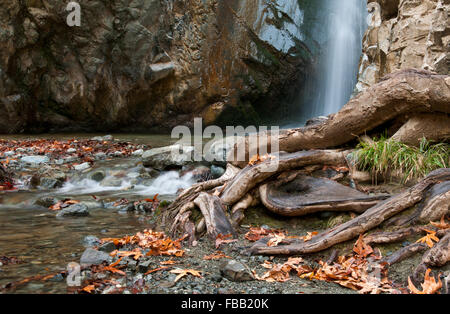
[142, 145, 194, 170]
[56, 204, 89, 218]
[220, 260, 254, 282]
[80, 248, 112, 266]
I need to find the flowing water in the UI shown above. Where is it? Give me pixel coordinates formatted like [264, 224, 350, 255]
[318, 0, 367, 116]
[288, 0, 367, 126]
[0, 134, 196, 293]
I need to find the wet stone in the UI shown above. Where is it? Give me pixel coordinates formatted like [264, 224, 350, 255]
[74, 162, 91, 171]
[211, 165, 225, 179]
[56, 204, 89, 218]
[137, 260, 151, 273]
[98, 242, 116, 253]
[83, 235, 101, 247]
[34, 197, 58, 208]
[21, 155, 49, 164]
[80, 248, 112, 266]
[89, 170, 106, 182]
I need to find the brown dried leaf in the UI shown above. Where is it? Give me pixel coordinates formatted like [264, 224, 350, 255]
[408, 269, 442, 294]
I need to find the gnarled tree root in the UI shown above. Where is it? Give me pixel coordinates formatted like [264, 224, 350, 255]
[194, 192, 237, 239]
[246, 168, 450, 255]
[259, 175, 389, 217]
[161, 164, 240, 237]
[412, 231, 450, 285]
[382, 243, 428, 266]
[221, 150, 348, 206]
[386, 181, 450, 227]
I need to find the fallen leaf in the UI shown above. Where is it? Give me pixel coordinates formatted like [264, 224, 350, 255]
[103, 266, 126, 276]
[408, 269, 442, 294]
[353, 234, 374, 257]
[301, 231, 318, 242]
[82, 285, 96, 294]
[416, 229, 439, 248]
[203, 251, 231, 260]
[215, 234, 237, 249]
[160, 260, 177, 265]
[144, 266, 169, 276]
[169, 269, 202, 282]
[267, 233, 286, 247]
[430, 215, 450, 230]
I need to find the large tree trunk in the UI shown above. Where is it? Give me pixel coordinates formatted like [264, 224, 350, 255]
[229, 69, 450, 168]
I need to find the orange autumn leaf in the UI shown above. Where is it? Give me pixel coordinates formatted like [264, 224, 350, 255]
[353, 234, 374, 258]
[302, 231, 319, 242]
[254, 257, 310, 283]
[160, 260, 177, 265]
[144, 266, 169, 276]
[215, 234, 237, 249]
[109, 257, 123, 268]
[244, 227, 286, 242]
[82, 285, 96, 294]
[416, 229, 439, 248]
[248, 154, 276, 166]
[430, 215, 450, 230]
[408, 269, 442, 294]
[103, 266, 126, 276]
[49, 202, 63, 211]
[203, 251, 231, 260]
[103, 229, 186, 257]
[267, 233, 286, 247]
[169, 269, 203, 282]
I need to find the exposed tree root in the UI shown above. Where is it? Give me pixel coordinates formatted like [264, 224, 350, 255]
[246, 168, 450, 255]
[412, 231, 450, 285]
[382, 243, 428, 266]
[422, 231, 450, 268]
[194, 192, 237, 239]
[259, 175, 388, 217]
[230, 191, 259, 228]
[391, 113, 450, 146]
[386, 181, 450, 227]
[365, 227, 422, 245]
[161, 164, 240, 237]
[221, 150, 348, 206]
[158, 69, 450, 269]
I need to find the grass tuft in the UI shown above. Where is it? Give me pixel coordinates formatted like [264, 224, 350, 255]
[355, 136, 449, 183]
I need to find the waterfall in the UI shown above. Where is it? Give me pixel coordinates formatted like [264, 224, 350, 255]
[314, 0, 367, 117]
[291, 0, 367, 125]
[318, 0, 367, 115]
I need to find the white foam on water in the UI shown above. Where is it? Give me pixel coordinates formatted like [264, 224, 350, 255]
[57, 171, 195, 196]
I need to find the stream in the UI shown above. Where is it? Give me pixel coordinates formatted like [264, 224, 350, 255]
[0, 134, 194, 293]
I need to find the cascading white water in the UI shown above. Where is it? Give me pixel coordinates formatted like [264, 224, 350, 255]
[312, 0, 367, 117]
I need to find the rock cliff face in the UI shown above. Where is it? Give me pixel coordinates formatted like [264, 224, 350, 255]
[357, 0, 449, 92]
[0, 0, 311, 133]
